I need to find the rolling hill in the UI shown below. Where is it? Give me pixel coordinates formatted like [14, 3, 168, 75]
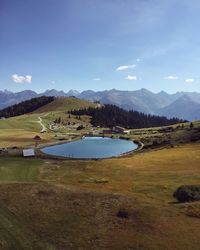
[1, 88, 200, 120]
[70, 104, 185, 129]
[0, 96, 97, 148]
[0, 96, 96, 118]
[0, 96, 55, 118]
[0, 89, 79, 110]
[34, 96, 96, 113]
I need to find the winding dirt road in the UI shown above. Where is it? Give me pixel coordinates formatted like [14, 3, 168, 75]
[37, 116, 47, 133]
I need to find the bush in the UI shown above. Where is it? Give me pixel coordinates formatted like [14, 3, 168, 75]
[76, 125, 84, 130]
[190, 122, 194, 129]
[117, 209, 129, 219]
[173, 185, 200, 202]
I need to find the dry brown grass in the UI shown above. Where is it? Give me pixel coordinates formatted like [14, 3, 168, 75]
[34, 97, 96, 113]
[1, 182, 200, 250]
[0, 143, 200, 249]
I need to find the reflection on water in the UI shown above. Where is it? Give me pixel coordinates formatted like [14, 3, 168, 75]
[41, 137, 137, 159]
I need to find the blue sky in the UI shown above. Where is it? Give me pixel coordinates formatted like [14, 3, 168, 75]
[1, 0, 200, 93]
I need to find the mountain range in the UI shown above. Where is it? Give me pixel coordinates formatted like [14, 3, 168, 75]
[0, 88, 200, 121]
[0, 89, 79, 109]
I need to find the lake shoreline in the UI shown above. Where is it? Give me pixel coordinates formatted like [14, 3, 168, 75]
[37, 136, 140, 161]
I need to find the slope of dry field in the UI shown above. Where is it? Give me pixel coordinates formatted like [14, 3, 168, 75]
[0, 143, 200, 249]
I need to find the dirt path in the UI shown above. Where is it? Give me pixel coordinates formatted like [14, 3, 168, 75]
[37, 116, 47, 133]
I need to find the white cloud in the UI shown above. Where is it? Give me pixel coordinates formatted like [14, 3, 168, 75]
[116, 64, 136, 71]
[48, 80, 56, 84]
[12, 74, 32, 83]
[125, 75, 137, 80]
[185, 78, 194, 83]
[165, 75, 178, 80]
[93, 78, 101, 81]
[136, 58, 141, 62]
[25, 75, 32, 83]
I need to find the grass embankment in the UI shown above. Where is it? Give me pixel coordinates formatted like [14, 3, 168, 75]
[0, 143, 200, 249]
[127, 120, 200, 148]
[0, 113, 93, 148]
[0, 97, 96, 148]
[0, 113, 51, 147]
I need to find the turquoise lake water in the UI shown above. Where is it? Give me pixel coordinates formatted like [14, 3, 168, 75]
[41, 137, 138, 159]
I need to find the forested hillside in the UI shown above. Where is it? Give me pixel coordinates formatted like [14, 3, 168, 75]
[0, 96, 54, 118]
[69, 104, 186, 129]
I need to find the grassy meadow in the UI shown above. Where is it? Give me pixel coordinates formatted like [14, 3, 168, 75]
[0, 97, 96, 148]
[0, 97, 200, 249]
[0, 143, 199, 249]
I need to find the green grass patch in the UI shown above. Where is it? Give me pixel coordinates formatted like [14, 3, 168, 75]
[0, 158, 41, 182]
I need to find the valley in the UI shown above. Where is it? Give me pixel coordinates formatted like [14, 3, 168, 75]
[2, 1, 200, 249]
[0, 96, 199, 249]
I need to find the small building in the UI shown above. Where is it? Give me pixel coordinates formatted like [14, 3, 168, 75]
[113, 126, 126, 134]
[23, 149, 35, 157]
[33, 135, 41, 140]
[124, 130, 130, 135]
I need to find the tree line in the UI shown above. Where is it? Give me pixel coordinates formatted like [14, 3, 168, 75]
[69, 104, 186, 129]
[0, 96, 55, 118]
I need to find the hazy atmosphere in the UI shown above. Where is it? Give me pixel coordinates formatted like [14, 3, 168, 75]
[1, 0, 200, 93]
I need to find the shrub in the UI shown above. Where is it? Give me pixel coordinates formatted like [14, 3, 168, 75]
[190, 122, 194, 129]
[76, 125, 84, 130]
[33, 135, 41, 140]
[117, 209, 129, 219]
[173, 185, 200, 202]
